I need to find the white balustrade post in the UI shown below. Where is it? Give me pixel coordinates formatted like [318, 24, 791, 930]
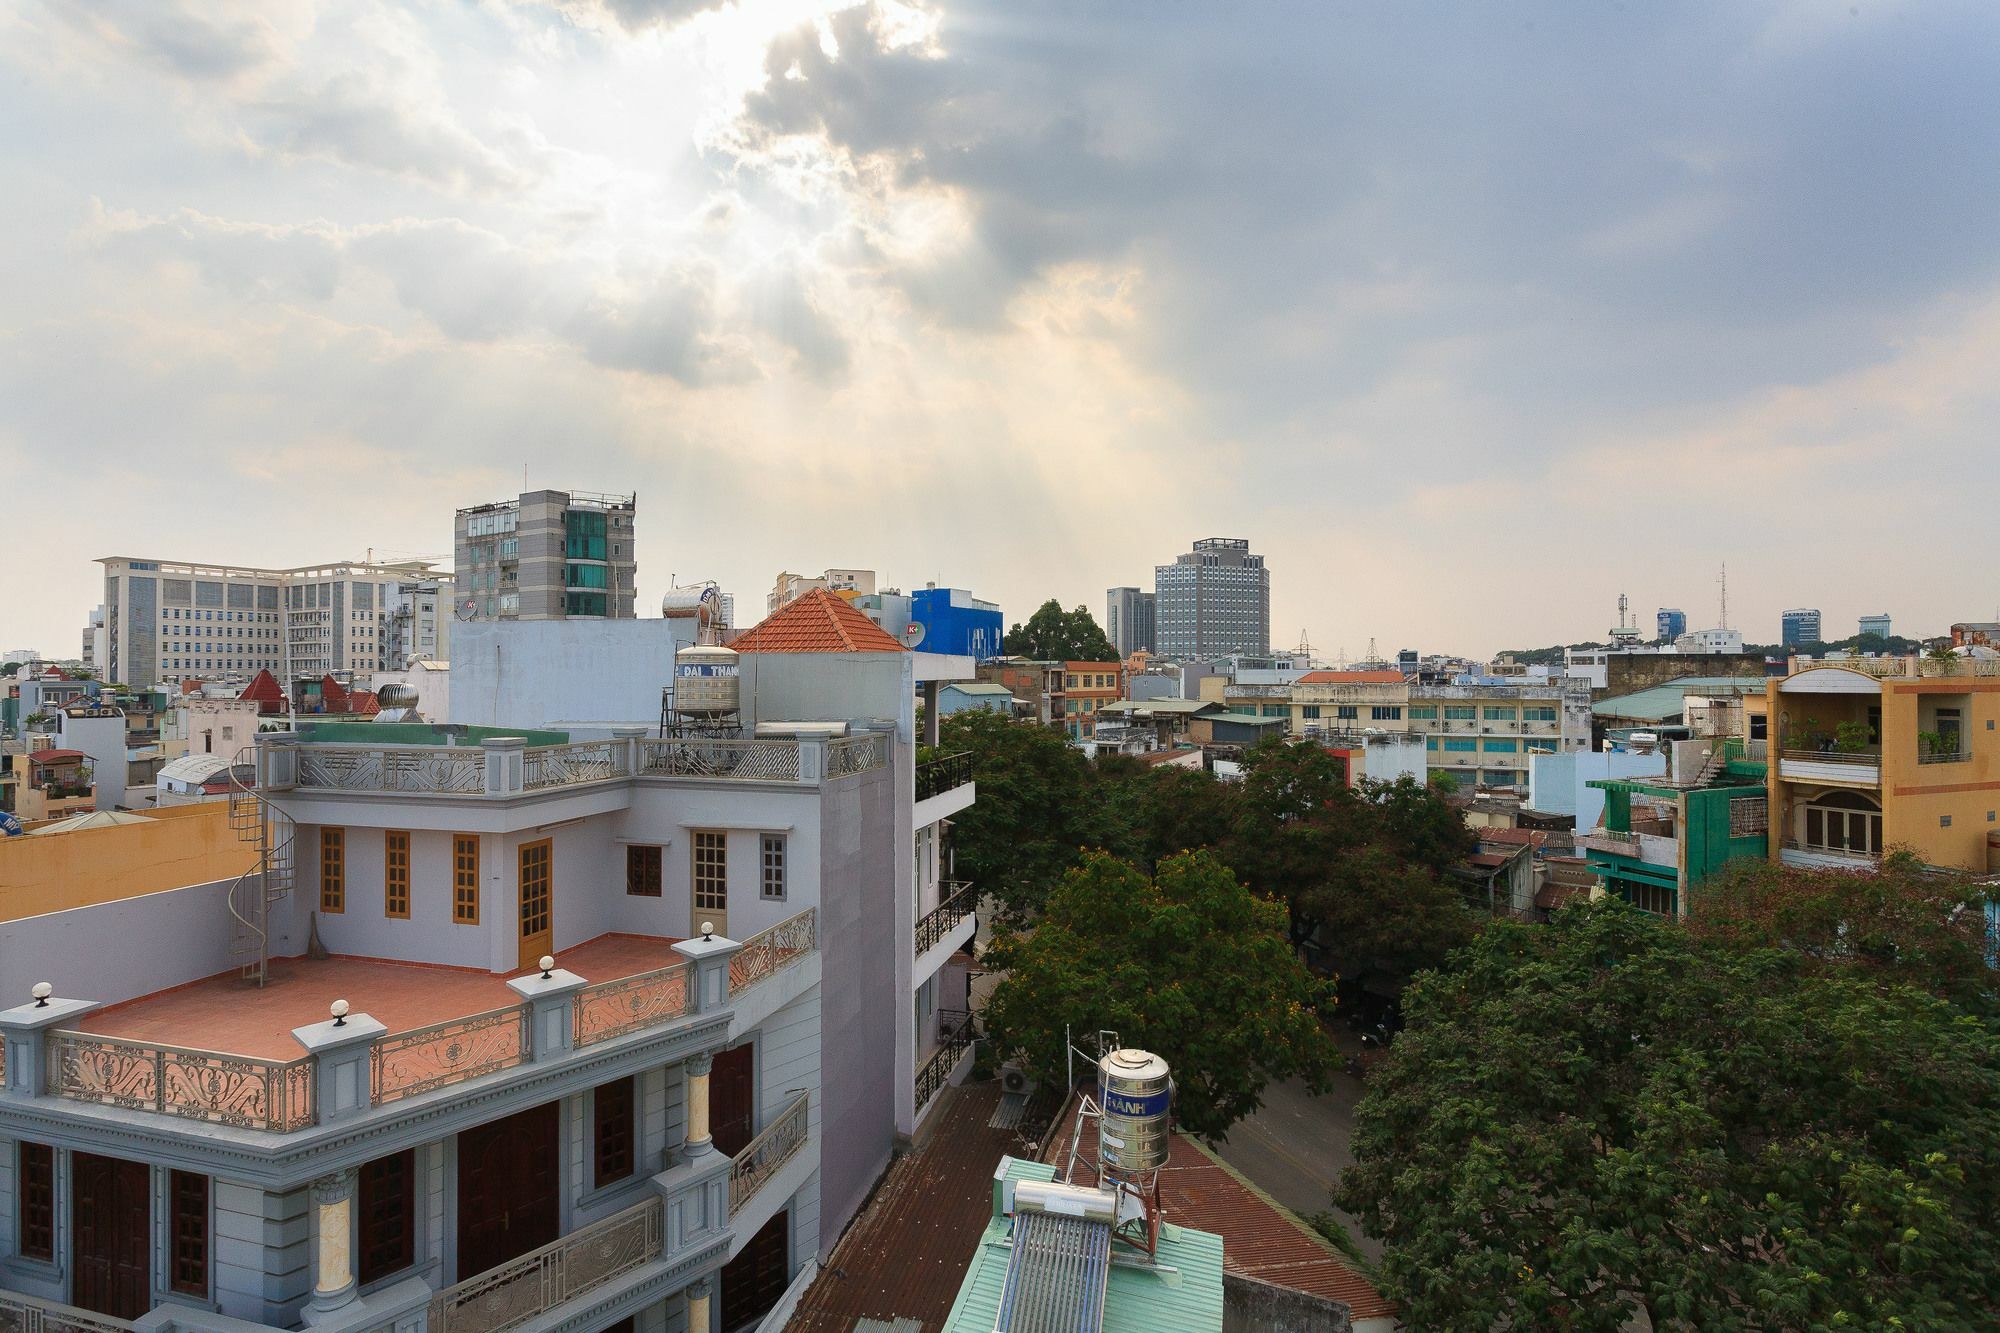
[293, 1008, 386, 1123]
[482, 736, 526, 796]
[507, 964, 587, 1060]
[0, 987, 98, 1098]
[673, 933, 740, 1016]
[612, 725, 645, 777]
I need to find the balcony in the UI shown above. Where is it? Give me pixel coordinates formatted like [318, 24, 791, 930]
[1780, 838, 1881, 871]
[915, 881, 977, 958]
[915, 750, 973, 802]
[0, 1290, 133, 1333]
[22, 913, 816, 1137]
[915, 1010, 975, 1118]
[1917, 747, 1972, 766]
[427, 1195, 663, 1333]
[1576, 828, 1678, 868]
[1777, 749, 1880, 788]
[728, 1091, 810, 1215]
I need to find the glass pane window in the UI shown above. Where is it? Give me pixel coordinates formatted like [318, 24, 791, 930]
[761, 835, 787, 900]
[693, 831, 727, 914]
[626, 844, 663, 896]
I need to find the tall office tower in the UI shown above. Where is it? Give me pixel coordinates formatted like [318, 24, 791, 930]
[1657, 608, 1687, 642]
[1781, 608, 1823, 648]
[1105, 586, 1156, 657]
[455, 489, 638, 621]
[1153, 538, 1271, 660]
[1859, 613, 1892, 641]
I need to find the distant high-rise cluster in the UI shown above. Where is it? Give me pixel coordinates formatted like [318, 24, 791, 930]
[1108, 537, 1271, 662]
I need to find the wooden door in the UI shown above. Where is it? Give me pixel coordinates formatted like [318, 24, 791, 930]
[710, 1044, 755, 1158]
[517, 839, 553, 971]
[456, 1102, 561, 1280]
[719, 1209, 788, 1332]
[72, 1152, 150, 1320]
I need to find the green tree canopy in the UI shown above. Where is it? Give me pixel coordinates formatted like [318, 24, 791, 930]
[1003, 599, 1119, 662]
[1688, 850, 1998, 1017]
[982, 850, 1338, 1138]
[936, 707, 1096, 921]
[1337, 903, 2000, 1331]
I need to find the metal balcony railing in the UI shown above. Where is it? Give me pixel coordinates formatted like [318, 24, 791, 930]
[915, 882, 977, 957]
[0, 1291, 136, 1333]
[728, 908, 818, 996]
[426, 1195, 663, 1333]
[1917, 748, 1973, 765]
[916, 751, 974, 802]
[914, 1012, 976, 1116]
[46, 1032, 316, 1132]
[728, 1093, 811, 1216]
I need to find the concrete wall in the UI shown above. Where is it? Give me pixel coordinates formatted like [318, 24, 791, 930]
[1223, 1273, 1353, 1333]
[449, 619, 697, 732]
[738, 652, 912, 744]
[1601, 653, 1768, 700]
[2, 876, 241, 1008]
[0, 803, 254, 923]
[756, 987, 824, 1265]
[1528, 748, 1668, 827]
[815, 762, 901, 1258]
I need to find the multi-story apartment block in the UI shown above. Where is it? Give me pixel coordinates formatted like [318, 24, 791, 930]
[1152, 538, 1270, 661]
[97, 559, 453, 688]
[455, 491, 637, 621]
[1858, 613, 1893, 641]
[1285, 670, 1592, 790]
[765, 570, 873, 616]
[0, 589, 980, 1333]
[1104, 587, 1155, 658]
[1578, 738, 1770, 919]
[1656, 608, 1686, 642]
[1780, 608, 1822, 648]
[1053, 662, 1125, 741]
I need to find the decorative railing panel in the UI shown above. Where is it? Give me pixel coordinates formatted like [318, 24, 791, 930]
[1779, 748, 1879, 765]
[0, 1291, 137, 1333]
[297, 746, 486, 794]
[729, 1093, 810, 1216]
[915, 751, 973, 801]
[47, 1033, 315, 1132]
[427, 1196, 663, 1333]
[372, 1007, 527, 1104]
[915, 882, 977, 957]
[828, 733, 890, 779]
[524, 741, 625, 790]
[638, 739, 802, 782]
[914, 1014, 975, 1116]
[1917, 749, 1973, 765]
[574, 962, 693, 1048]
[728, 908, 816, 996]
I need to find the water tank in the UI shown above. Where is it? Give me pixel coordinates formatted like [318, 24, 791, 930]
[662, 584, 721, 629]
[673, 644, 740, 715]
[1097, 1048, 1171, 1178]
[377, 683, 419, 710]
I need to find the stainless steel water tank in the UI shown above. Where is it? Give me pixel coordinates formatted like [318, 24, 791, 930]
[673, 644, 740, 715]
[1097, 1048, 1171, 1177]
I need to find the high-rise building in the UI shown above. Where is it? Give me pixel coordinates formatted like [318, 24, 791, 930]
[1153, 538, 1271, 661]
[1859, 613, 1892, 641]
[1657, 608, 1687, 642]
[1781, 608, 1823, 648]
[96, 557, 452, 687]
[455, 489, 637, 621]
[1105, 587, 1156, 657]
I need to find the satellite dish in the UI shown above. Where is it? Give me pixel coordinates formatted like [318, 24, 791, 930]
[902, 622, 927, 648]
[455, 599, 478, 621]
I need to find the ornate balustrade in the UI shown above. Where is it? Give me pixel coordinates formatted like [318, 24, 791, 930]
[372, 1007, 527, 1104]
[915, 750, 973, 801]
[915, 882, 977, 957]
[728, 1093, 810, 1216]
[296, 746, 486, 794]
[914, 1013, 975, 1116]
[523, 741, 626, 790]
[46, 1032, 315, 1131]
[638, 738, 802, 782]
[574, 962, 692, 1048]
[426, 1196, 663, 1333]
[0, 1291, 137, 1333]
[828, 732, 890, 779]
[728, 908, 816, 996]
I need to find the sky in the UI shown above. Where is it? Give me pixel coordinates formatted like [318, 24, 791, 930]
[3, 0, 1999, 662]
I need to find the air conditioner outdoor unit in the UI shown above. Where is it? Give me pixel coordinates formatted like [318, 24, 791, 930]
[999, 1063, 1039, 1097]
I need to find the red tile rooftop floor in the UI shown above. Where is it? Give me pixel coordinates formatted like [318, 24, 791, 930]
[77, 934, 685, 1060]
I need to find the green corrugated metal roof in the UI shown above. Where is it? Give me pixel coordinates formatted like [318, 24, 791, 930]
[943, 1158, 1226, 1333]
[1208, 711, 1288, 727]
[1591, 676, 1768, 723]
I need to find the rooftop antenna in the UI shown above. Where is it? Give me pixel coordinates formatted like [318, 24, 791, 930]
[1718, 563, 1729, 631]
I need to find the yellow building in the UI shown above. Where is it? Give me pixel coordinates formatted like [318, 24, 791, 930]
[0, 802, 256, 922]
[1767, 659, 2000, 873]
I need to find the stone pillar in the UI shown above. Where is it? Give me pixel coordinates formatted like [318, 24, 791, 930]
[309, 1169, 359, 1313]
[673, 933, 741, 1016]
[0, 990, 99, 1098]
[683, 1052, 713, 1158]
[258, 731, 301, 790]
[482, 736, 526, 796]
[293, 1011, 386, 1124]
[686, 1278, 713, 1333]
[612, 725, 646, 777]
[507, 966, 586, 1060]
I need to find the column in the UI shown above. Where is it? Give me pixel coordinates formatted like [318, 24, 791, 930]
[684, 1052, 713, 1157]
[686, 1278, 713, 1333]
[0, 989, 99, 1098]
[310, 1169, 359, 1313]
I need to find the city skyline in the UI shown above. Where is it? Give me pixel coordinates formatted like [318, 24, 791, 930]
[5, 2, 2000, 658]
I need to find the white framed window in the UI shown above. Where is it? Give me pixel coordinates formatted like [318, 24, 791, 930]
[760, 834, 787, 900]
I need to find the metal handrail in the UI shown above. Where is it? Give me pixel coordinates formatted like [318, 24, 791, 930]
[638, 738, 802, 782]
[426, 1195, 662, 1333]
[914, 1013, 975, 1115]
[372, 1005, 527, 1104]
[1781, 838, 1881, 863]
[729, 908, 817, 996]
[0, 1291, 138, 1333]
[523, 740, 626, 790]
[295, 745, 486, 793]
[729, 1093, 810, 1216]
[915, 881, 977, 957]
[574, 961, 692, 1047]
[1778, 748, 1880, 766]
[828, 733, 891, 779]
[916, 751, 974, 801]
[1917, 749, 1973, 765]
[47, 1030, 316, 1131]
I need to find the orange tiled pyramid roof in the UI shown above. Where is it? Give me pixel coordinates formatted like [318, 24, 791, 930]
[730, 587, 908, 654]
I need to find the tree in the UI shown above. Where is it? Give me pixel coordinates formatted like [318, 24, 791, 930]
[1688, 851, 1998, 1017]
[0, 662, 18, 677]
[935, 707, 1096, 921]
[1358, 774, 1475, 874]
[1299, 844, 1481, 979]
[1226, 739, 1374, 947]
[982, 850, 1338, 1138]
[1337, 903, 2000, 1331]
[1003, 599, 1118, 662]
